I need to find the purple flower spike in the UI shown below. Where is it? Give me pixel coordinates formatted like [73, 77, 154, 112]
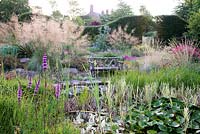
[42, 53, 48, 71]
[55, 83, 61, 99]
[27, 76, 32, 89]
[17, 84, 23, 103]
[34, 79, 40, 95]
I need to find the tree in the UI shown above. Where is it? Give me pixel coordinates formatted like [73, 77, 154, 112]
[51, 10, 63, 20]
[48, 0, 64, 20]
[175, 0, 200, 40]
[0, 0, 31, 22]
[68, 0, 82, 20]
[175, 0, 200, 21]
[188, 11, 200, 40]
[139, 5, 151, 16]
[110, 0, 133, 20]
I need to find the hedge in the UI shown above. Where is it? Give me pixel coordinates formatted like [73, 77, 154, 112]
[82, 15, 154, 40]
[155, 15, 188, 41]
[83, 15, 188, 42]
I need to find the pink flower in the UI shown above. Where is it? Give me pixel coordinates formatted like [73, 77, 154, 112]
[171, 44, 200, 61]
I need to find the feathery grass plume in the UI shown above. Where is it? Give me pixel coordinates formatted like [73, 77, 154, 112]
[170, 39, 200, 65]
[108, 25, 139, 50]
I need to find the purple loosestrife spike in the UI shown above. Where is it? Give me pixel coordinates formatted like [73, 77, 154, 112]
[55, 83, 61, 99]
[42, 53, 48, 71]
[27, 76, 32, 89]
[34, 79, 40, 95]
[17, 84, 23, 103]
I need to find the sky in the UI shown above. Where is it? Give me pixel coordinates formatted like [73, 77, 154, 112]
[29, 0, 180, 16]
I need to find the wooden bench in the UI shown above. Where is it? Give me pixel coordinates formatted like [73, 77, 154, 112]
[88, 57, 124, 76]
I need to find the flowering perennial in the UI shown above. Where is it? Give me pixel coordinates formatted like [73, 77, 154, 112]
[42, 53, 48, 71]
[171, 44, 200, 61]
[17, 84, 23, 103]
[55, 83, 61, 99]
[27, 76, 32, 89]
[34, 79, 40, 95]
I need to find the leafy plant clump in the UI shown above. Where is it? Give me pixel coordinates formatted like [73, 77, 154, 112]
[91, 25, 111, 51]
[125, 97, 200, 133]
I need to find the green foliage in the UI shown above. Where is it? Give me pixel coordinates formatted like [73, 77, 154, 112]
[0, 0, 31, 22]
[101, 52, 119, 57]
[131, 46, 144, 57]
[188, 11, 200, 40]
[0, 96, 18, 133]
[0, 45, 19, 57]
[51, 10, 64, 20]
[100, 14, 113, 25]
[139, 5, 151, 16]
[78, 87, 90, 106]
[0, 55, 18, 71]
[91, 25, 111, 51]
[68, 0, 83, 20]
[15, 42, 35, 58]
[175, 0, 200, 40]
[83, 16, 154, 40]
[47, 121, 81, 134]
[125, 97, 200, 133]
[0, 76, 80, 133]
[175, 0, 200, 21]
[99, 0, 133, 24]
[26, 41, 60, 71]
[112, 66, 200, 89]
[110, 0, 133, 20]
[155, 15, 187, 41]
[73, 16, 85, 26]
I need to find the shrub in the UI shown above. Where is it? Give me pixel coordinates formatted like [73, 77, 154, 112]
[15, 41, 36, 58]
[0, 45, 19, 57]
[91, 25, 111, 51]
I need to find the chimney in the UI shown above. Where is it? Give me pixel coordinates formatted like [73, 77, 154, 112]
[106, 9, 109, 15]
[90, 4, 94, 13]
